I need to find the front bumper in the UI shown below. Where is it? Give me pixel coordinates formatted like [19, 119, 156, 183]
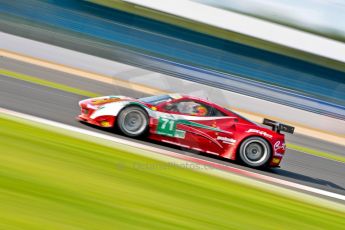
[77, 107, 115, 128]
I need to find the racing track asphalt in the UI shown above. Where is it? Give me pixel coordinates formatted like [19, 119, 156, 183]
[2, 57, 345, 158]
[1, 58, 345, 202]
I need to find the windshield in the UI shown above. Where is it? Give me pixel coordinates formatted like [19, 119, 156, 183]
[139, 95, 172, 105]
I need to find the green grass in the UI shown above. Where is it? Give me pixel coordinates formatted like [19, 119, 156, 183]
[0, 115, 345, 229]
[287, 144, 345, 163]
[0, 69, 100, 98]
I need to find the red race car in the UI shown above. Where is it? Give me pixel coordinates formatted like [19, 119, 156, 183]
[78, 94, 294, 168]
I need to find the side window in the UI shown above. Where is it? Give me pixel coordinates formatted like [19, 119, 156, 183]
[211, 108, 226, 117]
[165, 100, 215, 116]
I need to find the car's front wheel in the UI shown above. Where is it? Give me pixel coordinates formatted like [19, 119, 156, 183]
[117, 106, 149, 137]
[238, 137, 271, 168]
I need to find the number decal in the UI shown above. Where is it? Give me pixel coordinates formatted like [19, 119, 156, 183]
[157, 117, 176, 137]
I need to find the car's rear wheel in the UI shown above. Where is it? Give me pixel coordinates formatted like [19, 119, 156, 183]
[238, 137, 271, 168]
[117, 106, 149, 137]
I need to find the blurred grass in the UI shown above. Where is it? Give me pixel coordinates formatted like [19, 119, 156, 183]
[0, 116, 345, 229]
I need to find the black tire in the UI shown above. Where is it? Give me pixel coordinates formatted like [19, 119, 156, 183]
[117, 106, 149, 137]
[238, 137, 271, 168]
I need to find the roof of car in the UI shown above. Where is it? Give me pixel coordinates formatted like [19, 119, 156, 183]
[171, 94, 216, 105]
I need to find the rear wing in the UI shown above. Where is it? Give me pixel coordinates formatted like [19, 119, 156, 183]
[263, 118, 294, 134]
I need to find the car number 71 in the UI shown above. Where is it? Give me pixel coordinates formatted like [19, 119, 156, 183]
[157, 117, 177, 137]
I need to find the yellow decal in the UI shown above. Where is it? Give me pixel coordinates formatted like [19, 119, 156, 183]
[92, 98, 121, 105]
[272, 158, 281, 164]
[100, 121, 111, 127]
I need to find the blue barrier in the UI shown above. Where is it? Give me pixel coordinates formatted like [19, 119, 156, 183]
[1, 0, 344, 119]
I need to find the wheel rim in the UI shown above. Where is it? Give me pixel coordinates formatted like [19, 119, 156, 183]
[121, 110, 147, 135]
[243, 140, 268, 164]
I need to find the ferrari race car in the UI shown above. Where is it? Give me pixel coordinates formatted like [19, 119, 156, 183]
[78, 94, 294, 168]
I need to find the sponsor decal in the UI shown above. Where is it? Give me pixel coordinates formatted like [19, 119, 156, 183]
[246, 129, 273, 138]
[175, 129, 186, 139]
[216, 136, 236, 144]
[274, 141, 286, 152]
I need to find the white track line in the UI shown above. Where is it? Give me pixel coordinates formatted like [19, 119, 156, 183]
[1, 107, 345, 203]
